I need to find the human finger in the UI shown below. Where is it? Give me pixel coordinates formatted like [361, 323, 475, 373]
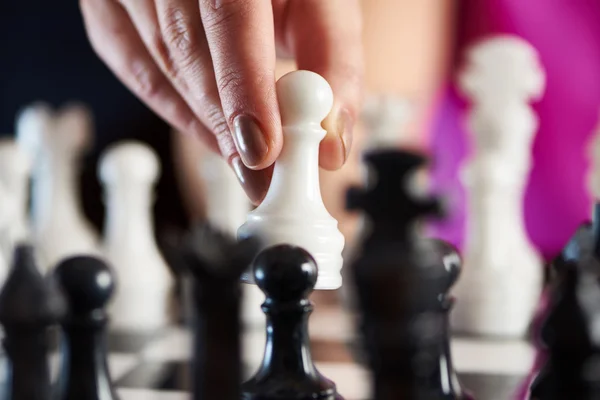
[283, 0, 364, 170]
[199, 0, 281, 170]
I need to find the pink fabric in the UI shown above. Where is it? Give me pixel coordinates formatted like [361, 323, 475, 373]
[429, 0, 600, 260]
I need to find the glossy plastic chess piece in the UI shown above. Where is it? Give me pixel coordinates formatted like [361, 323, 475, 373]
[53, 256, 120, 400]
[99, 141, 174, 331]
[452, 35, 546, 338]
[0, 181, 13, 282]
[346, 150, 472, 400]
[16, 104, 100, 270]
[238, 70, 345, 290]
[183, 223, 260, 400]
[198, 149, 265, 328]
[241, 244, 343, 400]
[0, 138, 32, 265]
[0, 244, 66, 400]
[528, 241, 600, 400]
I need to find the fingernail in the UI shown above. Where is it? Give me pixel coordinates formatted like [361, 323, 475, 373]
[338, 109, 354, 160]
[232, 115, 269, 168]
[231, 156, 272, 205]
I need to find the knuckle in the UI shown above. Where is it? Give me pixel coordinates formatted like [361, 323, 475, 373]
[215, 67, 244, 97]
[201, 0, 251, 35]
[159, 8, 201, 78]
[204, 103, 230, 138]
[129, 61, 164, 100]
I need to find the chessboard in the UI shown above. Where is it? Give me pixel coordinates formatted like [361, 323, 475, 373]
[0, 292, 538, 400]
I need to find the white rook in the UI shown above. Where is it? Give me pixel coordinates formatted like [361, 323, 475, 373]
[238, 70, 345, 290]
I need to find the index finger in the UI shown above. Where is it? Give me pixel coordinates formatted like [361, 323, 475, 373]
[199, 0, 281, 171]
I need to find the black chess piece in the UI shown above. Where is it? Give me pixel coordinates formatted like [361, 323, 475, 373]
[346, 149, 472, 400]
[182, 224, 260, 400]
[241, 245, 343, 400]
[0, 244, 66, 400]
[528, 237, 600, 400]
[52, 255, 120, 400]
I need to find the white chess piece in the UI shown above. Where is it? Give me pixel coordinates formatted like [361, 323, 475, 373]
[199, 148, 266, 327]
[586, 112, 600, 208]
[0, 180, 13, 282]
[0, 138, 32, 263]
[361, 94, 413, 150]
[16, 103, 100, 269]
[200, 149, 251, 235]
[99, 141, 174, 331]
[451, 35, 545, 337]
[238, 70, 345, 290]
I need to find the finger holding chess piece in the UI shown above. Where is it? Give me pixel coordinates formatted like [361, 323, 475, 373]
[238, 70, 345, 290]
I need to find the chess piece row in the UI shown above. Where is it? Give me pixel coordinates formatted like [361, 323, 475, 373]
[0, 111, 174, 332]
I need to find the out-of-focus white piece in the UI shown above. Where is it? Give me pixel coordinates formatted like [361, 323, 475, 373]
[0, 138, 31, 264]
[586, 112, 600, 204]
[238, 70, 345, 290]
[200, 149, 251, 235]
[451, 35, 545, 338]
[99, 141, 174, 331]
[199, 148, 265, 327]
[361, 94, 413, 150]
[0, 181, 13, 282]
[16, 104, 100, 269]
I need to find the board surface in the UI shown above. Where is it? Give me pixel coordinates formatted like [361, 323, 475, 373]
[0, 292, 538, 400]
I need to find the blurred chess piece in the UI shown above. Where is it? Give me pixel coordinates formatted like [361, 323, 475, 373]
[361, 94, 413, 150]
[99, 141, 175, 331]
[199, 147, 265, 329]
[451, 35, 546, 337]
[16, 103, 100, 270]
[0, 138, 32, 265]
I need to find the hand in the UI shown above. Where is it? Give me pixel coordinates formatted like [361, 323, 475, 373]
[80, 0, 364, 204]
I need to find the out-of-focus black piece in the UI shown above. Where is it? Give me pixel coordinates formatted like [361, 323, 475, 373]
[241, 244, 343, 400]
[53, 255, 120, 400]
[182, 223, 259, 400]
[528, 217, 600, 399]
[0, 244, 66, 400]
[346, 149, 472, 400]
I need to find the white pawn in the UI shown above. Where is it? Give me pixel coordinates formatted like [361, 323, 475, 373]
[0, 139, 32, 263]
[99, 141, 174, 331]
[238, 70, 345, 290]
[361, 94, 413, 150]
[16, 103, 100, 269]
[451, 35, 545, 337]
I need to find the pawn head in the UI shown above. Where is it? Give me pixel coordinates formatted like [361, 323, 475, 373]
[54, 256, 115, 315]
[276, 70, 334, 127]
[98, 141, 160, 185]
[253, 245, 318, 302]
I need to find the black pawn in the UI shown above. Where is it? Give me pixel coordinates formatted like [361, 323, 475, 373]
[53, 256, 119, 400]
[241, 245, 343, 400]
[0, 244, 66, 400]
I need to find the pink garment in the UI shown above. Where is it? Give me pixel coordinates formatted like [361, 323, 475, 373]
[429, 0, 600, 261]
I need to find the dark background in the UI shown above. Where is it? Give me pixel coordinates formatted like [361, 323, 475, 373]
[0, 1, 188, 238]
